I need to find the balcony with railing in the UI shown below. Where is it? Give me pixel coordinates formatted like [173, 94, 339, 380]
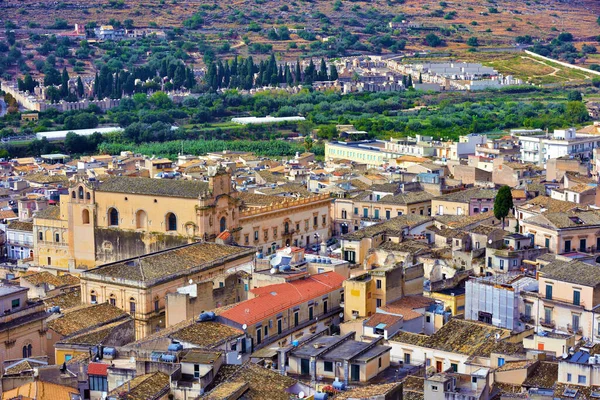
[7, 238, 33, 247]
[567, 324, 582, 335]
[539, 318, 555, 328]
[519, 313, 534, 324]
[360, 216, 381, 222]
[540, 295, 586, 310]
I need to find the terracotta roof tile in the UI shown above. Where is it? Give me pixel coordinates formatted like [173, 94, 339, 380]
[342, 215, 432, 241]
[220, 272, 345, 325]
[20, 272, 78, 288]
[43, 288, 83, 310]
[171, 322, 244, 348]
[364, 313, 403, 327]
[47, 302, 129, 337]
[97, 176, 209, 198]
[83, 243, 254, 284]
[334, 382, 402, 399]
[7, 220, 33, 232]
[203, 362, 296, 400]
[88, 362, 109, 376]
[1, 381, 78, 400]
[522, 361, 558, 389]
[108, 371, 170, 400]
[380, 295, 435, 321]
[0, 209, 17, 219]
[33, 206, 61, 220]
[391, 319, 522, 357]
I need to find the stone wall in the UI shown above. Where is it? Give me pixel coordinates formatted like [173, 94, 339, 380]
[94, 228, 190, 264]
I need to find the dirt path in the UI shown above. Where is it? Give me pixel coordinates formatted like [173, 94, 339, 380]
[521, 56, 560, 77]
[231, 40, 246, 49]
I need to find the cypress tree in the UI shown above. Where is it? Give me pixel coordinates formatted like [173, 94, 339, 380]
[407, 74, 413, 88]
[230, 57, 238, 76]
[216, 60, 224, 89]
[94, 72, 99, 98]
[167, 62, 177, 79]
[105, 71, 113, 98]
[174, 64, 186, 89]
[285, 64, 293, 86]
[113, 70, 120, 98]
[304, 59, 315, 84]
[185, 67, 196, 89]
[246, 57, 254, 89]
[329, 64, 338, 81]
[160, 59, 168, 77]
[318, 58, 327, 81]
[76, 76, 84, 98]
[124, 74, 135, 95]
[223, 63, 231, 88]
[60, 68, 69, 98]
[295, 59, 301, 85]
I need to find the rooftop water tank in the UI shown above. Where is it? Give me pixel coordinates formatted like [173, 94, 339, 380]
[160, 354, 177, 363]
[168, 343, 183, 352]
[199, 311, 216, 322]
[292, 340, 299, 347]
[103, 347, 117, 359]
[314, 393, 328, 400]
[333, 380, 346, 391]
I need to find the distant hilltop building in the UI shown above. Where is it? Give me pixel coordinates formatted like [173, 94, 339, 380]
[231, 116, 306, 125]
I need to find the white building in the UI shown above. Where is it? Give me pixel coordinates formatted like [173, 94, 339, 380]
[519, 128, 600, 166]
[6, 221, 33, 261]
[385, 135, 436, 157]
[450, 134, 487, 160]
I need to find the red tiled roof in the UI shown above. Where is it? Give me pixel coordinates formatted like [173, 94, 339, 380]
[0, 209, 17, 219]
[87, 363, 108, 376]
[380, 295, 435, 321]
[219, 272, 345, 325]
[364, 313, 403, 328]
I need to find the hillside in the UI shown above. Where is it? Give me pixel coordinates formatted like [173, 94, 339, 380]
[2, 0, 600, 61]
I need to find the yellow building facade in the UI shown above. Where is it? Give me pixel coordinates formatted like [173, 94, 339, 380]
[34, 167, 331, 271]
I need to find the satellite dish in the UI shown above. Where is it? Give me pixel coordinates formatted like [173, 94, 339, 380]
[339, 312, 344, 318]
[242, 324, 247, 330]
[488, 239, 492, 244]
[189, 279, 193, 284]
[299, 391, 305, 399]
[237, 354, 242, 360]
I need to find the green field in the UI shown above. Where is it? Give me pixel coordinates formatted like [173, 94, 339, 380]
[486, 54, 593, 85]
